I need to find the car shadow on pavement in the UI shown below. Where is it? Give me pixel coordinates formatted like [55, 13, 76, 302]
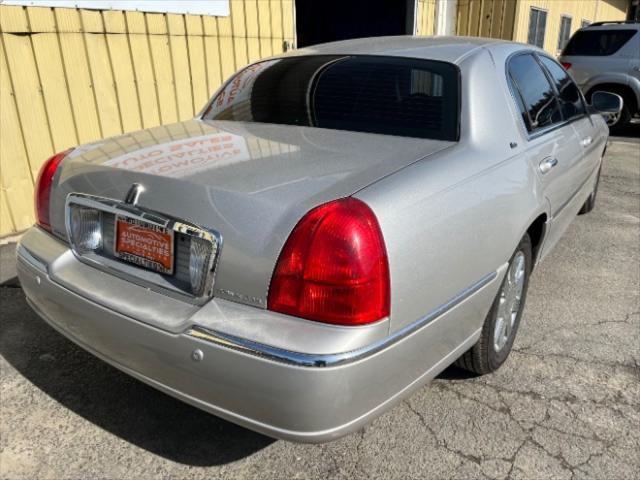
[0, 287, 275, 466]
[436, 364, 477, 380]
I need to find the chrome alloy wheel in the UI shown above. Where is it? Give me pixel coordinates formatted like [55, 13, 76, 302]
[604, 111, 621, 127]
[494, 251, 526, 352]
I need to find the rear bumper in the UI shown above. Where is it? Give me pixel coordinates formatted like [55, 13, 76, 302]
[17, 228, 500, 442]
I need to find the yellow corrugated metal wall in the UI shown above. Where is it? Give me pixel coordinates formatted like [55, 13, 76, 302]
[456, 0, 518, 39]
[416, 0, 437, 35]
[512, 0, 628, 53]
[0, 1, 295, 236]
[458, 0, 627, 50]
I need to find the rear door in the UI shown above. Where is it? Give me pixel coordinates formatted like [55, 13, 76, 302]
[507, 53, 584, 252]
[538, 55, 604, 187]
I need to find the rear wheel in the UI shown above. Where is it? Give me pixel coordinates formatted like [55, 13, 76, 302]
[456, 234, 532, 374]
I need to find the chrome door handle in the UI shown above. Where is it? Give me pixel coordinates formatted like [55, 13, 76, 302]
[539, 157, 558, 174]
[580, 136, 593, 147]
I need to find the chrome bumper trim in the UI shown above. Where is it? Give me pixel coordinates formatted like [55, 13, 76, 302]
[16, 244, 47, 273]
[188, 271, 498, 368]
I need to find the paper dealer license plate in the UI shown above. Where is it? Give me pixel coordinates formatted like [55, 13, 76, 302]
[114, 216, 174, 274]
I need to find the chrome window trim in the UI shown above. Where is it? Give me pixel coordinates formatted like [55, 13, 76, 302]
[505, 50, 591, 142]
[187, 271, 498, 368]
[65, 193, 223, 306]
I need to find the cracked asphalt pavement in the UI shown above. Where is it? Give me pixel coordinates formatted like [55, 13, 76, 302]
[1, 136, 639, 479]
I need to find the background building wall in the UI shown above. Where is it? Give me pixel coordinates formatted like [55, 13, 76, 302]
[416, 0, 437, 35]
[0, 1, 295, 236]
[512, 0, 628, 54]
[456, 0, 518, 39]
[457, 0, 627, 50]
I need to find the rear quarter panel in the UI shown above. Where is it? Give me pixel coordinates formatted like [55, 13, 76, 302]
[355, 46, 547, 337]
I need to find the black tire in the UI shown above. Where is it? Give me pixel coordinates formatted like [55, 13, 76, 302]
[578, 166, 601, 215]
[455, 234, 532, 375]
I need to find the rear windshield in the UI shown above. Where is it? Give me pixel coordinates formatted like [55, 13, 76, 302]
[203, 55, 460, 141]
[562, 29, 637, 56]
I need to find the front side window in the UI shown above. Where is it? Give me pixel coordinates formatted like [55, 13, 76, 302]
[528, 8, 547, 48]
[203, 55, 460, 141]
[539, 55, 586, 120]
[562, 29, 637, 56]
[558, 15, 573, 51]
[508, 54, 562, 132]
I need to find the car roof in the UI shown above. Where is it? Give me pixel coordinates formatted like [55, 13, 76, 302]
[286, 35, 525, 64]
[580, 21, 640, 31]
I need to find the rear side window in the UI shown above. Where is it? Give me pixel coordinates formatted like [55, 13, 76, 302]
[204, 55, 460, 141]
[508, 54, 562, 133]
[538, 56, 586, 120]
[562, 29, 637, 56]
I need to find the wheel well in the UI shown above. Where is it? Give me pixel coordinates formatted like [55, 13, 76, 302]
[527, 214, 547, 268]
[586, 83, 638, 114]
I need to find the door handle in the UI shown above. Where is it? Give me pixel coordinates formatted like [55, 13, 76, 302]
[539, 157, 558, 174]
[580, 136, 593, 147]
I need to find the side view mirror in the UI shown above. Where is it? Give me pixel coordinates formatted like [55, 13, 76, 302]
[591, 91, 623, 114]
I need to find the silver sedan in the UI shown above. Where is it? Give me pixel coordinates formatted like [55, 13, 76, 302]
[16, 36, 620, 442]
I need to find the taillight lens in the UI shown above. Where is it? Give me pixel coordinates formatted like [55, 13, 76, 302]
[35, 149, 72, 231]
[268, 198, 390, 326]
[561, 62, 572, 70]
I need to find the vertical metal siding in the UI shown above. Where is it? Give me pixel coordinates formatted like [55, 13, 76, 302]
[0, 1, 295, 236]
[456, 0, 517, 39]
[416, 0, 437, 36]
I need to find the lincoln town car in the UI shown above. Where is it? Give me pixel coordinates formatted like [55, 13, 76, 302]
[16, 37, 620, 442]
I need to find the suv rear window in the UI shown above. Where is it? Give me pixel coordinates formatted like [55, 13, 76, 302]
[562, 29, 637, 56]
[203, 55, 460, 141]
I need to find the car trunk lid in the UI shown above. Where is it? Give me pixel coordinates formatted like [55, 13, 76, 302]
[51, 119, 453, 307]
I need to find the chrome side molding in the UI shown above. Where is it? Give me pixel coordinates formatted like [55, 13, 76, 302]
[187, 271, 498, 368]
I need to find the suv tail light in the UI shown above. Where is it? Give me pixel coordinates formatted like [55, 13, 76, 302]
[268, 198, 390, 326]
[35, 149, 72, 231]
[561, 62, 572, 70]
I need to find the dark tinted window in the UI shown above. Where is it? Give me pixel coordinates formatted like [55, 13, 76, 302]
[562, 29, 637, 56]
[204, 55, 460, 141]
[528, 8, 547, 48]
[539, 55, 585, 120]
[508, 54, 562, 132]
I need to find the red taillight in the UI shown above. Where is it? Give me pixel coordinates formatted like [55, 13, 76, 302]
[561, 62, 572, 70]
[268, 198, 390, 326]
[35, 149, 72, 231]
